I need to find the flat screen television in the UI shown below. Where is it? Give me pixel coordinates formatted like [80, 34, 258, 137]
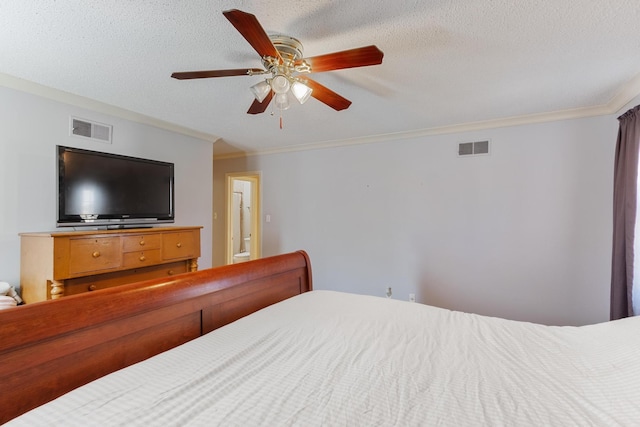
[57, 145, 175, 228]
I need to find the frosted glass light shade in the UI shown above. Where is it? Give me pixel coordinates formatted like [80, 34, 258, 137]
[270, 75, 291, 94]
[291, 81, 313, 104]
[274, 92, 291, 110]
[250, 80, 271, 103]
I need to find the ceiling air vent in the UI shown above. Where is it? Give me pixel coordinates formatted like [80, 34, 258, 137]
[458, 140, 490, 157]
[70, 117, 112, 143]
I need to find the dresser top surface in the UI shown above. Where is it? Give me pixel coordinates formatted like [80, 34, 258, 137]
[20, 226, 202, 238]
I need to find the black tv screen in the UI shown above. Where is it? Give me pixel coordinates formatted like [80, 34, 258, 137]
[57, 146, 174, 227]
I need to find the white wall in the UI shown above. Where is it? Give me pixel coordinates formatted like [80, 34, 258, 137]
[0, 86, 213, 290]
[213, 114, 617, 326]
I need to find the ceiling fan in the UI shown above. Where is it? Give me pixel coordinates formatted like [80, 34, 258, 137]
[171, 9, 384, 125]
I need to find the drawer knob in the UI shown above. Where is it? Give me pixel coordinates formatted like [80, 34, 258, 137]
[168, 270, 174, 275]
[139, 255, 146, 262]
[176, 242, 182, 248]
[88, 284, 97, 291]
[92, 251, 100, 258]
[139, 240, 145, 246]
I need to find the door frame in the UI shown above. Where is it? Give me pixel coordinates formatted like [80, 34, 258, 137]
[225, 172, 261, 264]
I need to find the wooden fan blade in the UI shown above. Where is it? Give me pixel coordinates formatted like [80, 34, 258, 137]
[247, 91, 274, 114]
[223, 9, 283, 63]
[301, 78, 352, 111]
[171, 69, 264, 80]
[295, 45, 383, 73]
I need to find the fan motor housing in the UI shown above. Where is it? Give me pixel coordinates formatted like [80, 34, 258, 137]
[269, 34, 303, 63]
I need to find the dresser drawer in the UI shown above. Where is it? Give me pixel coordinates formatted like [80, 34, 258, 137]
[163, 231, 197, 260]
[64, 261, 189, 296]
[123, 249, 162, 268]
[122, 234, 162, 252]
[68, 237, 122, 275]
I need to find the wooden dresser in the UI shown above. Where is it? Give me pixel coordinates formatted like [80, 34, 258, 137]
[20, 226, 202, 304]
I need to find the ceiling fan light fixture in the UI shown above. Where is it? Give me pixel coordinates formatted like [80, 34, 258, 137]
[291, 81, 313, 104]
[274, 92, 291, 110]
[270, 74, 291, 94]
[172, 10, 384, 120]
[250, 80, 271, 103]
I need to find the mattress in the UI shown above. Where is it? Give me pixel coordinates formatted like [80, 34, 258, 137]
[7, 290, 640, 426]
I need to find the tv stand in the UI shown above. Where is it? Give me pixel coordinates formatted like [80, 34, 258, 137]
[19, 226, 202, 304]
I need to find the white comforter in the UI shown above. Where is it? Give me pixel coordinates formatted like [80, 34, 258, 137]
[7, 291, 640, 426]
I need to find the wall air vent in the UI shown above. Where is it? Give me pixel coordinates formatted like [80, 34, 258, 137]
[70, 117, 112, 143]
[458, 140, 490, 157]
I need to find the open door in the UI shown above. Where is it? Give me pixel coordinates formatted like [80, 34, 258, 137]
[226, 172, 261, 264]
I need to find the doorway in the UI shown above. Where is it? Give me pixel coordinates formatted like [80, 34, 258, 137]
[226, 172, 261, 264]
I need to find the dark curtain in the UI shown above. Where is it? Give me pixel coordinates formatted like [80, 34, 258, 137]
[611, 105, 640, 320]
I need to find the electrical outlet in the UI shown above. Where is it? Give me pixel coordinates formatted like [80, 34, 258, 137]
[409, 293, 416, 303]
[386, 287, 392, 298]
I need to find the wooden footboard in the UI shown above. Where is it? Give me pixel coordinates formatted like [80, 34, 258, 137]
[0, 250, 312, 424]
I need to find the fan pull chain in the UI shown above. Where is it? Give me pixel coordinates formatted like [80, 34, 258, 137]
[269, 104, 284, 129]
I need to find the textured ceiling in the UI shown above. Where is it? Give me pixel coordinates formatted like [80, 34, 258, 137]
[1, 1, 640, 157]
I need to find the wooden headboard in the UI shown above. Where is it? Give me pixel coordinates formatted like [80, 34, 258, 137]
[0, 250, 312, 424]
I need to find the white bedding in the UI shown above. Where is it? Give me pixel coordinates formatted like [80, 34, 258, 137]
[7, 291, 640, 426]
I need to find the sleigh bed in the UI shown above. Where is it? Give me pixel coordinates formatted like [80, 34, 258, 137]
[2, 250, 640, 425]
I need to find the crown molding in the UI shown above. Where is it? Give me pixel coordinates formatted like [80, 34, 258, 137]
[214, 105, 610, 160]
[608, 72, 640, 114]
[214, 72, 640, 160]
[3, 71, 638, 161]
[0, 73, 220, 144]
